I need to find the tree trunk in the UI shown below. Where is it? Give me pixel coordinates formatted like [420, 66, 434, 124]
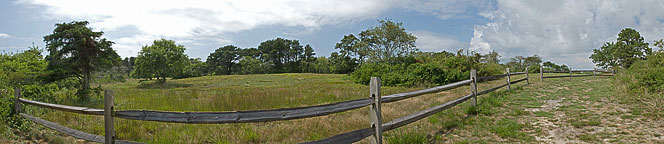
[83, 70, 91, 99]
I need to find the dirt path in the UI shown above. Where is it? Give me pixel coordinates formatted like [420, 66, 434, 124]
[528, 78, 664, 143]
[439, 76, 664, 143]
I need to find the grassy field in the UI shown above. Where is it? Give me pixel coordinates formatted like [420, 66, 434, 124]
[24, 73, 531, 143]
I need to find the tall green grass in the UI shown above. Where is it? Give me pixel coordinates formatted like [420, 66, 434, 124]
[24, 73, 525, 143]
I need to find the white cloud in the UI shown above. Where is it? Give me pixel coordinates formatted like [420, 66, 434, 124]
[0, 33, 11, 38]
[110, 34, 234, 57]
[18, 0, 400, 57]
[470, 0, 664, 68]
[413, 30, 467, 52]
[20, 0, 398, 37]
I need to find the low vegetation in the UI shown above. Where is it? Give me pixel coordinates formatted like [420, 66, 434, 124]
[22, 73, 518, 143]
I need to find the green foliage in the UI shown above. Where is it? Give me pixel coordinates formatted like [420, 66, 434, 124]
[386, 130, 429, 144]
[44, 21, 120, 99]
[0, 47, 59, 133]
[542, 61, 569, 71]
[132, 39, 189, 83]
[258, 38, 306, 73]
[174, 58, 207, 79]
[235, 56, 270, 74]
[329, 52, 357, 74]
[591, 28, 652, 68]
[207, 45, 239, 75]
[337, 19, 417, 64]
[351, 51, 504, 87]
[0, 46, 47, 87]
[490, 118, 529, 139]
[619, 51, 664, 92]
[506, 55, 542, 72]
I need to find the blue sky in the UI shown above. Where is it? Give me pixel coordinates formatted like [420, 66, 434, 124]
[2, 0, 664, 69]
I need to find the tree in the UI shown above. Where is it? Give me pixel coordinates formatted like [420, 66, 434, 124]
[44, 21, 120, 99]
[358, 19, 417, 63]
[654, 39, 664, 52]
[0, 46, 47, 87]
[335, 34, 367, 64]
[303, 44, 315, 61]
[523, 55, 542, 67]
[590, 28, 651, 68]
[132, 39, 188, 83]
[481, 50, 501, 64]
[258, 38, 305, 73]
[301, 44, 317, 73]
[329, 52, 357, 74]
[207, 45, 239, 75]
[236, 56, 269, 74]
[174, 58, 207, 79]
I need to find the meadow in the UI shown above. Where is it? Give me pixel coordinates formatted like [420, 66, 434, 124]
[21, 73, 528, 143]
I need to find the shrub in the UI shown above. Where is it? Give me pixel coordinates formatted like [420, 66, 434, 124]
[350, 55, 503, 87]
[622, 52, 664, 92]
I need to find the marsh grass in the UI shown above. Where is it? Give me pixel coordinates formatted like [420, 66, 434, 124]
[25, 73, 527, 143]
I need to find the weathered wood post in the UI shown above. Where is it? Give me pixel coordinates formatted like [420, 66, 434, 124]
[540, 66, 543, 82]
[14, 88, 21, 114]
[569, 67, 572, 80]
[104, 90, 115, 144]
[470, 69, 477, 107]
[526, 66, 530, 85]
[506, 68, 511, 90]
[593, 68, 596, 78]
[369, 77, 382, 144]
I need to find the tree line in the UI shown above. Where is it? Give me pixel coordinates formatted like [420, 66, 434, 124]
[2, 20, 578, 101]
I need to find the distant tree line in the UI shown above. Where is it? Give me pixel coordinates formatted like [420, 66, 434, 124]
[1, 19, 578, 102]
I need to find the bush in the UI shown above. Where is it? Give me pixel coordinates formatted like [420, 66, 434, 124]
[350, 54, 504, 87]
[621, 52, 664, 92]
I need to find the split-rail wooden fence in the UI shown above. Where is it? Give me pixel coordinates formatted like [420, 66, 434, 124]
[13, 68, 615, 143]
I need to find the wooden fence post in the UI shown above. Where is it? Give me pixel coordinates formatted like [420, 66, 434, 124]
[526, 66, 529, 85]
[540, 66, 543, 82]
[369, 77, 382, 144]
[506, 68, 511, 90]
[470, 69, 477, 107]
[104, 90, 115, 144]
[569, 67, 572, 80]
[593, 68, 596, 78]
[14, 88, 21, 114]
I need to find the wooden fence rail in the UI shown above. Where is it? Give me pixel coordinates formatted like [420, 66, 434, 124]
[13, 67, 613, 144]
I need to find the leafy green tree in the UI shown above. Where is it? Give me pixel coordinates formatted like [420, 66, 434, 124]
[358, 19, 417, 63]
[481, 50, 501, 64]
[207, 45, 239, 75]
[43, 21, 120, 99]
[654, 39, 664, 52]
[238, 48, 260, 59]
[174, 58, 206, 79]
[0, 46, 47, 87]
[303, 44, 315, 61]
[329, 52, 357, 74]
[132, 39, 188, 83]
[0, 46, 57, 128]
[310, 57, 331, 73]
[258, 38, 305, 73]
[301, 44, 317, 73]
[591, 28, 652, 68]
[506, 55, 541, 71]
[236, 56, 269, 74]
[335, 34, 368, 64]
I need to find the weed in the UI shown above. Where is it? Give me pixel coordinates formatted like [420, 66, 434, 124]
[386, 130, 429, 144]
[490, 118, 532, 140]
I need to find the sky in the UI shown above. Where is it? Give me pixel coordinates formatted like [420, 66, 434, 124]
[1, 0, 664, 69]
